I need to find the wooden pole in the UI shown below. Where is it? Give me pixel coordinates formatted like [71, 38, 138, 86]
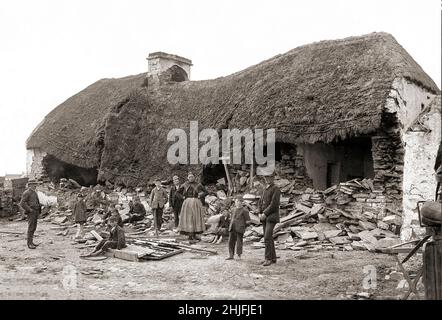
[221, 156, 233, 196]
[250, 159, 254, 189]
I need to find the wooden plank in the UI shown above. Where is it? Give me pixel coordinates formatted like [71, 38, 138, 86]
[376, 247, 423, 254]
[158, 241, 218, 255]
[90, 230, 103, 241]
[105, 249, 139, 262]
[106, 245, 156, 262]
[0, 230, 24, 235]
[280, 211, 305, 223]
[142, 249, 184, 260]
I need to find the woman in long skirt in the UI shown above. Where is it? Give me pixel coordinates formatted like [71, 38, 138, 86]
[178, 172, 207, 241]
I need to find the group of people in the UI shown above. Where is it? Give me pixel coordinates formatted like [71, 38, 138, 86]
[19, 172, 282, 266]
[208, 175, 280, 265]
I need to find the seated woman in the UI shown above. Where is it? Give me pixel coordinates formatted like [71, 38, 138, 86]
[87, 216, 126, 256]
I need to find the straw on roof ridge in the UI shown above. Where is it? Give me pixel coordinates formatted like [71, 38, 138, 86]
[26, 32, 440, 184]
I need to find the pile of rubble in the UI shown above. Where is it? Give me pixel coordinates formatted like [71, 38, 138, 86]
[0, 188, 16, 218]
[33, 174, 403, 254]
[206, 176, 403, 253]
[36, 180, 180, 248]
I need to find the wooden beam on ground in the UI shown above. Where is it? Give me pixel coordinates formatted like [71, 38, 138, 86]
[158, 241, 218, 255]
[0, 230, 24, 235]
[90, 230, 103, 241]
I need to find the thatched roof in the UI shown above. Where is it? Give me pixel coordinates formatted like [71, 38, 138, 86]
[27, 73, 147, 168]
[27, 32, 440, 185]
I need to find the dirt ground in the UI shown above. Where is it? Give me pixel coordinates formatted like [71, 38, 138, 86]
[0, 218, 423, 300]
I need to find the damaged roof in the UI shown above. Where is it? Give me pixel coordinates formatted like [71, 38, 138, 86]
[26, 32, 440, 185]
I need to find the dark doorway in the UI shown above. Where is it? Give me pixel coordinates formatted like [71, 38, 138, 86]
[42, 155, 98, 186]
[326, 162, 339, 188]
[201, 163, 226, 185]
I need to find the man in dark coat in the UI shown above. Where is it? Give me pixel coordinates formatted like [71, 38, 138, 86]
[19, 180, 41, 249]
[435, 141, 442, 200]
[169, 175, 184, 229]
[258, 175, 280, 266]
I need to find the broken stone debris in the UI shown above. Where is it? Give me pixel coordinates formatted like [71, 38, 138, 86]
[234, 176, 402, 252]
[24, 174, 404, 256]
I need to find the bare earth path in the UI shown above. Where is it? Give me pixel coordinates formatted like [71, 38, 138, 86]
[0, 219, 411, 299]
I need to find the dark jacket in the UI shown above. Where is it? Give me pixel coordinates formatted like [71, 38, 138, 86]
[73, 199, 87, 223]
[258, 183, 281, 223]
[435, 141, 442, 171]
[20, 188, 41, 214]
[217, 214, 231, 229]
[150, 187, 168, 209]
[129, 202, 146, 216]
[109, 225, 126, 249]
[182, 182, 207, 205]
[169, 184, 184, 213]
[229, 207, 251, 234]
[103, 210, 124, 227]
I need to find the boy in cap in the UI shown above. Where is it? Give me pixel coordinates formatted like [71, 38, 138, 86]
[87, 216, 126, 256]
[226, 196, 251, 260]
[103, 203, 124, 227]
[128, 196, 146, 223]
[73, 192, 87, 239]
[149, 179, 168, 231]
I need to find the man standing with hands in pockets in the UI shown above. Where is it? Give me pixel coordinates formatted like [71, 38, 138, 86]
[258, 175, 280, 266]
[20, 180, 42, 249]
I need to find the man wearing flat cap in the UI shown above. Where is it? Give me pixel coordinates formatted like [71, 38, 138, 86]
[258, 175, 280, 266]
[20, 180, 41, 249]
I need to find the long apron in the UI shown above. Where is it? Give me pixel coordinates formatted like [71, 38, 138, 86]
[178, 198, 206, 234]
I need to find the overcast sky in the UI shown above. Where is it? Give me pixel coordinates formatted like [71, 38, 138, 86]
[0, 0, 440, 175]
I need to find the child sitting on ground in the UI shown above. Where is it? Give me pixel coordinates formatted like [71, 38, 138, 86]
[226, 196, 251, 260]
[87, 216, 126, 256]
[103, 203, 124, 228]
[210, 207, 230, 244]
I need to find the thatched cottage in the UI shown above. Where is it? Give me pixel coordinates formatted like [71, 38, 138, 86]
[26, 32, 441, 239]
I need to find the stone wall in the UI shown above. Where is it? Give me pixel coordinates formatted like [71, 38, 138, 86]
[402, 96, 441, 240]
[383, 78, 438, 240]
[26, 148, 47, 180]
[147, 52, 192, 80]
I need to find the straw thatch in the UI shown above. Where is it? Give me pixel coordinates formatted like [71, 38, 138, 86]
[27, 32, 440, 185]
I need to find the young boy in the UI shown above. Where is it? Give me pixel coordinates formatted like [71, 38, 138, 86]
[149, 179, 168, 231]
[226, 196, 251, 260]
[128, 196, 146, 223]
[88, 216, 126, 256]
[73, 193, 87, 239]
[103, 204, 124, 227]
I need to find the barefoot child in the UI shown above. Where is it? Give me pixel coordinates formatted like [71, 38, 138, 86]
[88, 216, 126, 256]
[211, 207, 230, 244]
[226, 196, 251, 260]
